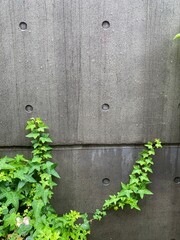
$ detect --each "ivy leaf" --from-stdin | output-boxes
[26,122,36,131]
[41,145,52,151]
[173,33,180,40]
[0,188,21,210]
[32,156,42,163]
[17,181,26,190]
[14,169,36,183]
[146,157,153,165]
[137,189,153,199]
[43,153,52,159]
[129,199,141,211]
[129,175,139,185]
[132,168,142,175]
[154,139,162,148]
[139,173,150,183]
[119,189,133,198]
[136,158,145,166]
[39,134,52,143]
[143,166,153,173]
[35,184,51,205]
[0,156,15,170]
[148,149,155,155]
[17,223,32,236]
[103,195,118,207]
[3,212,17,229]
[28,163,41,174]
[26,132,40,139]
[118,202,125,209]
[144,142,153,149]
[35,118,43,124]
[37,125,49,132]
[141,150,149,158]
[32,199,44,219]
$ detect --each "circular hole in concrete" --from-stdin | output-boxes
[25,105,33,113]
[174,177,180,184]
[102,103,109,111]
[102,178,110,186]
[102,21,110,29]
[19,22,27,30]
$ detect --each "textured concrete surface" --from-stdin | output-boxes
[0,146,179,239]
[0,0,179,239]
[0,0,179,146]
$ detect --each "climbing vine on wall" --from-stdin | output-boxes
[0,118,162,240]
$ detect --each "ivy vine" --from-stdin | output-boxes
[0,118,162,239]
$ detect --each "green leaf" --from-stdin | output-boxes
[32,199,44,219]
[146,157,153,165]
[143,166,153,173]
[136,158,145,166]
[14,169,36,183]
[39,134,53,143]
[43,153,52,159]
[118,202,125,209]
[132,168,142,175]
[144,142,153,149]
[34,184,51,205]
[41,145,52,151]
[119,189,133,198]
[0,157,15,170]
[26,132,40,139]
[17,223,32,236]
[3,212,17,229]
[139,173,150,183]
[141,151,149,158]
[37,125,49,132]
[81,222,90,231]
[154,139,162,148]
[17,180,26,190]
[32,156,42,163]
[0,188,21,210]
[148,149,155,155]
[26,123,36,131]
[137,189,153,199]
[129,175,139,185]
[173,33,180,40]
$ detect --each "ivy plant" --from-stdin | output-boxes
[93,139,162,221]
[174,33,180,40]
[0,118,162,239]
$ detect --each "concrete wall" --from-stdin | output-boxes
[0,0,180,239]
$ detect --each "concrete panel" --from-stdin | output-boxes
[0,0,180,146]
[0,145,179,239]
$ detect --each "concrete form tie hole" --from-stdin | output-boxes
[102,103,110,111]
[174,177,180,184]
[102,178,110,186]
[19,22,27,31]
[102,21,110,29]
[25,105,33,113]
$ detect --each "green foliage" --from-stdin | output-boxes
[0,118,89,240]
[173,33,180,40]
[0,118,162,239]
[93,139,162,221]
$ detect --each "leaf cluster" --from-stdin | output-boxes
[93,139,162,220]
[0,118,89,240]
[0,118,162,239]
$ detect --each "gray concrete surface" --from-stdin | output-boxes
[0,0,179,146]
[0,0,180,239]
